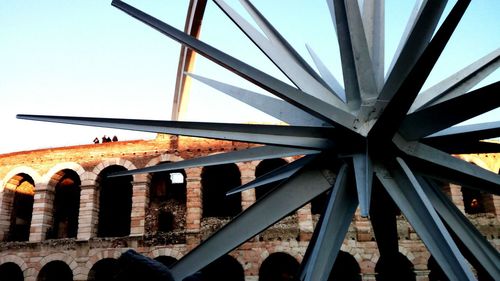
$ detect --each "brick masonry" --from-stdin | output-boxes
[0,136,499,280]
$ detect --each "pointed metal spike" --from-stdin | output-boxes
[302,164,358,281]
[386,0,423,76]
[352,151,373,217]
[109,145,319,178]
[410,47,500,112]
[424,140,500,154]
[417,176,500,279]
[375,158,475,281]
[17,114,336,149]
[169,158,336,280]
[226,155,316,196]
[426,121,500,141]
[223,0,343,105]
[329,0,378,110]
[305,44,346,102]
[378,0,448,106]
[401,82,500,140]
[370,0,470,140]
[393,135,500,195]
[187,73,325,126]
[361,0,385,89]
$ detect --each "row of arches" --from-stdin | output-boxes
[3,250,478,281]
[1,157,497,242]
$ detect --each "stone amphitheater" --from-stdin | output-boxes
[0,135,498,280]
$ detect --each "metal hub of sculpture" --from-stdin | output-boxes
[18,0,500,280]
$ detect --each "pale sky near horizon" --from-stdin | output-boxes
[0,0,499,155]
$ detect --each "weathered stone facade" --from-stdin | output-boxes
[0,136,499,280]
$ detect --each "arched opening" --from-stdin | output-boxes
[375,253,415,281]
[87,258,120,281]
[201,163,241,217]
[7,173,35,241]
[461,187,489,214]
[37,260,73,281]
[148,166,187,234]
[97,165,133,237]
[254,158,288,200]
[0,262,24,281]
[329,251,361,281]
[259,252,299,281]
[48,169,81,239]
[154,256,178,268]
[202,254,244,281]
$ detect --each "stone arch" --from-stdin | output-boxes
[39,252,77,270]
[1,166,41,191]
[96,164,133,237]
[254,158,288,200]
[0,262,24,281]
[375,252,415,281]
[201,163,242,217]
[259,252,300,281]
[0,255,28,272]
[43,162,85,188]
[85,249,125,277]
[154,256,178,268]
[91,158,139,186]
[45,168,82,239]
[1,172,36,241]
[329,250,362,281]
[150,247,184,260]
[202,254,244,281]
[87,258,120,281]
[37,260,73,281]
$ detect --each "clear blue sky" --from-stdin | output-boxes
[0,0,499,154]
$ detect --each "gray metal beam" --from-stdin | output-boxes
[226,155,316,196]
[16,114,334,149]
[305,45,346,102]
[401,82,500,140]
[187,73,326,126]
[329,0,377,110]
[417,176,500,280]
[411,47,500,112]
[109,145,319,178]
[375,158,475,281]
[376,0,447,104]
[393,135,500,194]
[111,0,358,131]
[426,121,500,142]
[369,0,470,140]
[352,151,373,217]
[213,0,343,107]
[171,0,207,120]
[302,164,358,281]
[169,159,337,280]
[362,0,384,90]
[424,140,500,154]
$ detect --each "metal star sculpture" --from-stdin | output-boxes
[18,0,500,280]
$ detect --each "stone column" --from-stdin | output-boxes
[29,183,54,242]
[0,189,15,240]
[185,167,202,246]
[77,184,99,240]
[449,184,465,213]
[130,174,149,236]
[297,203,314,241]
